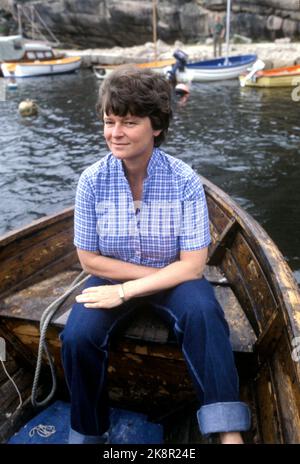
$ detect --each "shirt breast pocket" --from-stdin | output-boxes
[142,235,179,263]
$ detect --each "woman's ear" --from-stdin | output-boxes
[153,129,162,137]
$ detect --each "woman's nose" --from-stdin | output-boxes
[112,123,124,137]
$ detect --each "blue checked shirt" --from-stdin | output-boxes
[74,148,211,268]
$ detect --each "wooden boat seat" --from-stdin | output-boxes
[0,265,256,354]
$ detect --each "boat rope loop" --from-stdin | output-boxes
[29,424,56,438]
[31,271,90,408]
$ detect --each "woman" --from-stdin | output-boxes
[61,66,250,444]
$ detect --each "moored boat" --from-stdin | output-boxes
[175,54,257,83]
[93,59,175,80]
[0,35,81,78]
[239,64,300,88]
[0,176,300,443]
[1,56,82,78]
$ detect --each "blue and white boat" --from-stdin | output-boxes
[177,54,257,82]
[169,0,257,83]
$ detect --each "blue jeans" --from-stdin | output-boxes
[60,276,250,437]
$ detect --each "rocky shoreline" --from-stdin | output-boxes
[2,1,300,48]
[60,39,300,70]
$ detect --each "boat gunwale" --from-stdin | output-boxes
[200,175,300,345]
[187,54,257,70]
[0,207,74,248]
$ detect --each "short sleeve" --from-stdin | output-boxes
[74,171,99,251]
[179,175,211,251]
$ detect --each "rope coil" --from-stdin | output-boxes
[31,271,90,407]
[29,424,56,438]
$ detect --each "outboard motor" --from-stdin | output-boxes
[173,49,188,72]
[166,49,188,86]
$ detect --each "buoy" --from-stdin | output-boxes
[7,81,18,90]
[175,83,190,96]
[18,99,38,117]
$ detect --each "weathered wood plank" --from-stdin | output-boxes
[222,249,262,336]
[0,214,73,263]
[230,232,278,326]
[271,331,300,443]
[206,195,232,236]
[255,310,284,357]
[0,229,74,296]
[108,350,196,415]
[208,217,238,265]
[214,286,256,352]
[1,270,81,322]
[254,362,284,443]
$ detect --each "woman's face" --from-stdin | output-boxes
[103,113,161,163]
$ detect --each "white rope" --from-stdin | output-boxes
[31,271,90,407]
[0,359,23,413]
[29,424,56,438]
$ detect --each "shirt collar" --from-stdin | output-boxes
[115,147,161,179]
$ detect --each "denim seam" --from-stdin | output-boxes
[93,303,139,433]
[149,302,205,393]
[98,303,139,349]
[94,350,108,434]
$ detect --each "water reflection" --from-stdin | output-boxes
[0,71,299,280]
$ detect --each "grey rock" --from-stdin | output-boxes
[1,0,300,47]
[232,34,252,44]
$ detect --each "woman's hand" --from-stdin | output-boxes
[75,285,124,309]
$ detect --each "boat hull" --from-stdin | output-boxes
[177,54,257,82]
[239,64,300,87]
[0,176,300,443]
[93,59,175,80]
[1,56,81,78]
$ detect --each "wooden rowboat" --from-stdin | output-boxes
[239,64,300,88]
[1,176,300,444]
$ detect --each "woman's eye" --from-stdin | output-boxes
[125,121,136,126]
[104,121,114,126]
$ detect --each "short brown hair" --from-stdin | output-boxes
[96,65,172,147]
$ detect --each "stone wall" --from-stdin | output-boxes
[0,0,300,47]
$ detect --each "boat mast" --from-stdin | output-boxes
[17,4,23,36]
[152,0,157,62]
[225,0,231,64]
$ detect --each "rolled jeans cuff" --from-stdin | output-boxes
[197,402,251,435]
[69,428,108,444]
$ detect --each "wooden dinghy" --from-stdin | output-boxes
[0,176,300,444]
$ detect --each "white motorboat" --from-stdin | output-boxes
[0,35,81,78]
